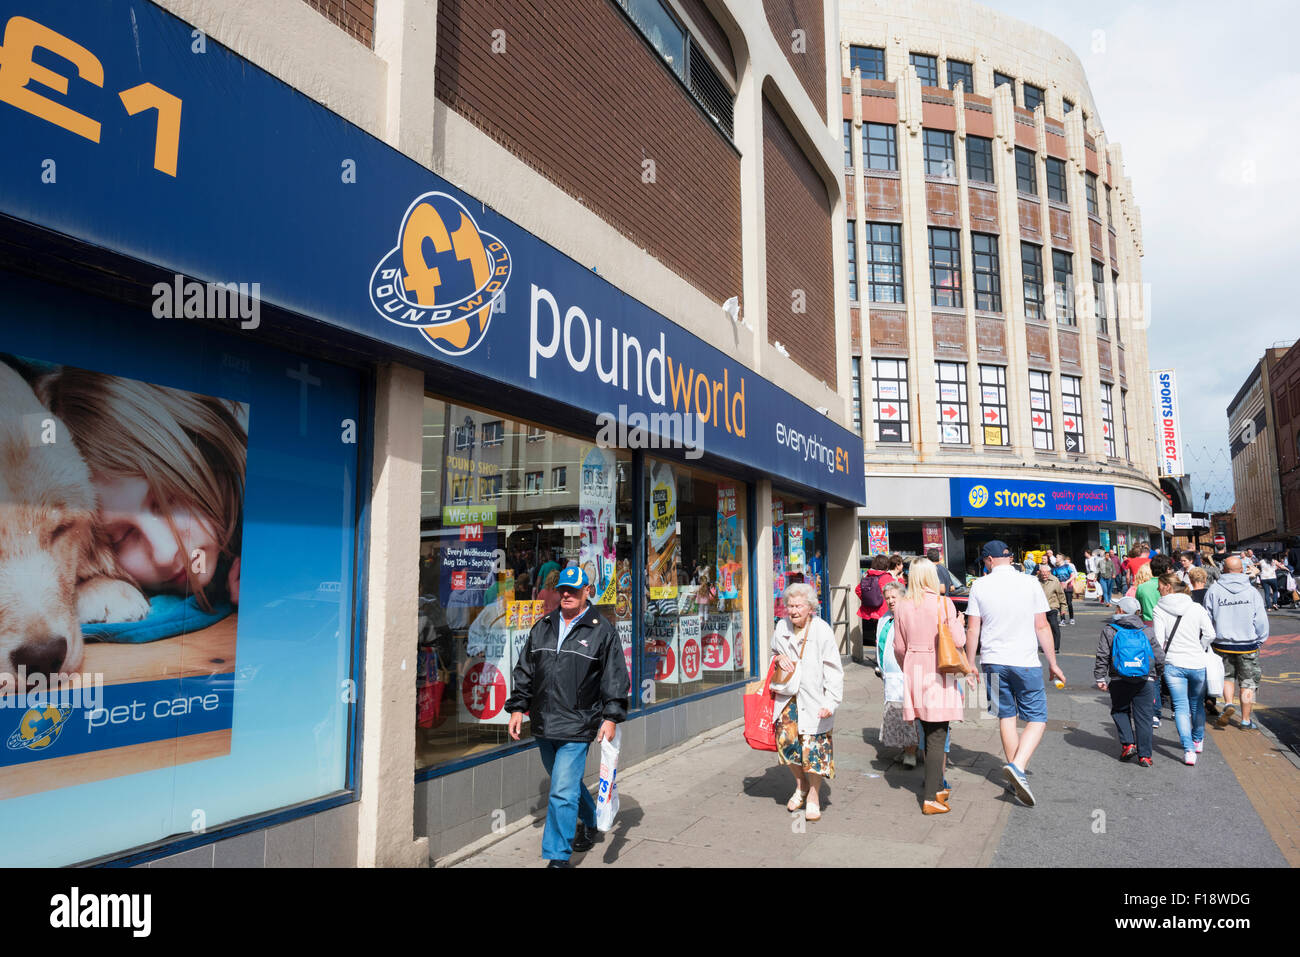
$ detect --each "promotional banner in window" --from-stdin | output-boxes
[0,275,360,866]
[647,461,678,600]
[579,447,617,606]
[0,1,863,508]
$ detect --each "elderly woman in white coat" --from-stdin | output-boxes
[770,582,843,822]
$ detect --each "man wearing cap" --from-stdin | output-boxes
[963,541,1067,807]
[506,565,630,867]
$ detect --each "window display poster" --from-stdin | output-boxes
[645,614,678,684]
[1117,529,1128,554]
[617,619,633,685]
[647,461,678,599]
[772,500,786,601]
[0,356,247,801]
[0,280,362,866]
[461,599,545,725]
[923,522,944,562]
[702,613,740,672]
[580,446,617,605]
[1100,528,1111,551]
[788,525,806,572]
[677,613,702,683]
[868,521,889,555]
[717,484,740,600]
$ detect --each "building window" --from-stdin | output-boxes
[1015,147,1037,195]
[1101,382,1117,458]
[1092,260,1108,335]
[1063,98,1075,113]
[622,0,686,78]
[1121,389,1131,460]
[936,361,970,445]
[454,417,476,451]
[851,357,862,432]
[481,420,504,447]
[847,220,858,301]
[994,70,1015,91]
[1045,157,1067,203]
[526,424,545,442]
[972,233,1002,312]
[843,120,853,169]
[1029,370,1054,450]
[1023,82,1044,111]
[551,466,567,492]
[525,470,544,494]
[1112,270,1122,343]
[928,227,962,308]
[1085,172,1099,216]
[864,122,897,171]
[850,44,886,80]
[978,364,1010,446]
[872,358,910,443]
[866,223,904,303]
[910,52,938,86]
[1105,183,1113,224]
[1053,250,1075,325]
[479,474,503,499]
[1022,242,1044,320]
[946,58,973,93]
[967,135,994,184]
[923,129,955,177]
[1061,375,1084,454]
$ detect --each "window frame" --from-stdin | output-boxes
[481,419,505,448]
[851,357,862,433]
[935,361,970,445]
[1112,270,1122,343]
[971,233,1002,312]
[866,223,905,304]
[928,227,963,309]
[1100,382,1117,458]
[872,358,910,443]
[1061,374,1085,454]
[1063,98,1075,114]
[978,364,1010,446]
[1015,147,1037,195]
[922,128,956,177]
[1029,370,1054,450]
[966,135,994,184]
[910,52,939,87]
[1044,156,1067,203]
[994,71,1015,91]
[1022,242,1044,320]
[946,58,973,93]
[846,219,858,302]
[1092,260,1108,334]
[843,119,853,169]
[1022,82,1045,111]
[1053,250,1075,326]
[1085,172,1099,216]
[849,44,886,81]
[1121,388,1131,460]
[864,122,898,171]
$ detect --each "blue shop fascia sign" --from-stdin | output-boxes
[949,477,1116,521]
[0,3,863,504]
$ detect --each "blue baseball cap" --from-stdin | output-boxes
[980,540,1012,560]
[557,566,588,590]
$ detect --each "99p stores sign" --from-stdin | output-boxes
[1151,369,1183,477]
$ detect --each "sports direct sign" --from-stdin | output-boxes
[1151,369,1184,477]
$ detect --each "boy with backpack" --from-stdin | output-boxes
[857,553,897,666]
[1094,596,1166,766]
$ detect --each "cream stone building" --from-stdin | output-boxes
[839,0,1167,573]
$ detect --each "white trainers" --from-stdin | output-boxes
[1184,751,1197,766]
[1194,740,1204,754]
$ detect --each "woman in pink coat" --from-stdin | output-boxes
[893,557,965,815]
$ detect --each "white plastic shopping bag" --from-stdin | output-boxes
[1204,647,1225,698]
[595,725,621,832]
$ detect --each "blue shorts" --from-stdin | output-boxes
[983,664,1048,723]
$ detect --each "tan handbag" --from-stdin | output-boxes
[935,600,973,675]
[772,627,810,688]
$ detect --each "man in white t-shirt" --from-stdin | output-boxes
[963,540,1066,808]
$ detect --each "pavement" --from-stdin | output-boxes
[445,600,1298,868]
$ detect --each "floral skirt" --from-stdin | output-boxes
[775,698,835,779]
[880,701,918,749]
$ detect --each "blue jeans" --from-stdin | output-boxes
[1099,576,1113,605]
[1163,664,1207,751]
[1261,580,1278,607]
[536,738,597,861]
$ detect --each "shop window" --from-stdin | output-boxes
[1029,370,1054,450]
[1022,242,1044,320]
[967,135,994,184]
[872,358,910,443]
[979,364,1010,446]
[1062,375,1084,454]
[1101,382,1117,458]
[972,233,1001,311]
[850,45,886,80]
[1015,147,1037,195]
[923,129,956,177]
[946,59,973,93]
[928,227,962,308]
[416,397,633,771]
[1045,157,1067,203]
[910,52,939,86]
[644,459,749,704]
[866,223,905,303]
[936,361,970,445]
[864,122,897,171]
[772,497,826,623]
[1053,250,1075,326]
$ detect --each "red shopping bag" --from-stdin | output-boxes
[742,659,778,751]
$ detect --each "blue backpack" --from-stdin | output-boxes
[1111,625,1152,678]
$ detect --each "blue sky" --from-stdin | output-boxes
[980,0,1299,510]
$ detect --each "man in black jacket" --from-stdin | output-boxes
[507,565,629,867]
